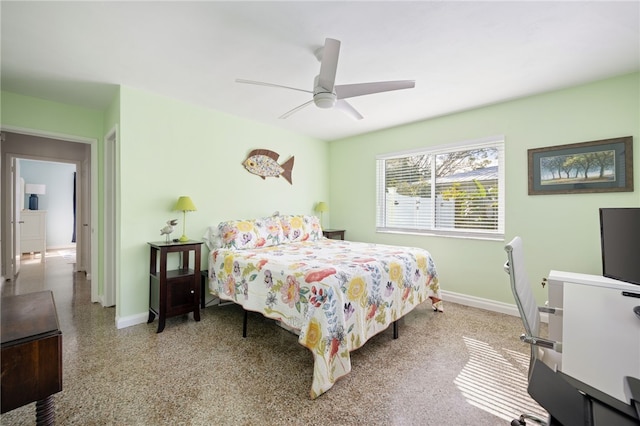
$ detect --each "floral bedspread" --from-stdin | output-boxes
[208,238,443,398]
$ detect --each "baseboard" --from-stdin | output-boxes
[442,290,549,323]
[46,245,76,251]
[116,312,148,329]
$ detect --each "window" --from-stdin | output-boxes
[376,136,504,240]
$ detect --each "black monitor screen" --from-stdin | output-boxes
[600,208,640,285]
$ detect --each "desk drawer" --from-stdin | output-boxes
[1,333,62,413]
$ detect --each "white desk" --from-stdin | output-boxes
[547,270,640,404]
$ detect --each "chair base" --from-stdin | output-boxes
[511,414,548,426]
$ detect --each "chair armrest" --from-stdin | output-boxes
[539,306,562,316]
[520,333,563,352]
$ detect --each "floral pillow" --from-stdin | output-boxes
[253,216,286,247]
[217,219,257,249]
[280,215,323,242]
[215,217,285,250]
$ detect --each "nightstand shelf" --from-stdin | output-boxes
[323,229,345,240]
[147,240,202,333]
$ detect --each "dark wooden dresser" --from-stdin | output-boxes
[1,290,62,424]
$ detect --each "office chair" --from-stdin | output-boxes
[504,236,563,425]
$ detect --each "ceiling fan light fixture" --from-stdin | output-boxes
[313,92,336,109]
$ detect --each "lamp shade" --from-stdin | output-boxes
[25,184,46,195]
[174,196,197,212]
[315,202,328,213]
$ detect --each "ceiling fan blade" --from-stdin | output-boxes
[236,78,312,94]
[334,99,364,120]
[335,80,415,99]
[278,100,314,119]
[317,38,340,92]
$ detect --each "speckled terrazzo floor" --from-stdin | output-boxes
[1,251,547,425]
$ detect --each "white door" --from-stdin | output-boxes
[10,157,21,278]
[76,158,90,275]
[83,151,91,278]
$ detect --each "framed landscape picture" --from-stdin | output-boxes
[528,136,633,195]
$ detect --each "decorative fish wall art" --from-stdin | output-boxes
[243,149,295,185]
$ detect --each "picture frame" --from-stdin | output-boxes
[528,136,633,195]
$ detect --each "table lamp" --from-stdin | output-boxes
[25,184,46,210]
[174,196,197,242]
[315,201,328,227]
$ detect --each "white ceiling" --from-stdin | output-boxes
[2,1,638,141]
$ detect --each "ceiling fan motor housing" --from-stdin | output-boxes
[313,91,336,109]
[312,74,336,108]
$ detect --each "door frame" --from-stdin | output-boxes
[103,126,118,307]
[11,158,22,278]
[1,125,99,302]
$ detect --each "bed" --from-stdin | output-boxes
[205,214,443,398]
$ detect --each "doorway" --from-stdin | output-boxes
[1,128,100,304]
[19,158,78,262]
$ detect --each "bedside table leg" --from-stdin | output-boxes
[243,310,248,338]
[148,309,165,333]
[200,272,206,309]
[156,317,165,333]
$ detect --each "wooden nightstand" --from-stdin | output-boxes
[323,229,345,240]
[147,240,202,333]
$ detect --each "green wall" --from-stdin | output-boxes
[117,86,328,322]
[1,91,104,137]
[328,72,640,307]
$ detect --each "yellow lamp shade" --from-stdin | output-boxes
[175,196,197,212]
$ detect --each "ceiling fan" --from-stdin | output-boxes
[236,38,415,120]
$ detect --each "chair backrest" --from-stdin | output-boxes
[504,236,541,341]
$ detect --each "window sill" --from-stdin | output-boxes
[376,228,504,242]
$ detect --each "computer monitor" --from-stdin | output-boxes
[599,207,640,286]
